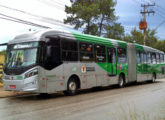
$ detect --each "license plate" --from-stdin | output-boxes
[10,85,16,89]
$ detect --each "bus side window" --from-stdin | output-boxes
[136,52,141,64]
[107,48,116,63]
[117,48,126,63]
[79,42,93,62]
[143,53,147,64]
[151,53,156,64]
[156,53,160,64]
[162,54,164,63]
[160,54,164,63]
[147,52,151,64]
[140,52,144,63]
[62,39,78,61]
[94,45,106,62]
[45,37,62,70]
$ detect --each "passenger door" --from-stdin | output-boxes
[107,47,117,75]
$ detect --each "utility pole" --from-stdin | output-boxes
[140,3,155,45]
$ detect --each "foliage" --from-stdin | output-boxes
[122,28,165,52]
[154,40,165,53]
[0,50,5,83]
[0,50,6,56]
[64,0,117,36]
[104,23,125,40]
[64,1,165,52]
[123,28,144,44]
[123,28,158,46]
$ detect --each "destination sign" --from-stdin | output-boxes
[12,42,39,49]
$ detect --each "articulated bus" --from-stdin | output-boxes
[3,29,165,95]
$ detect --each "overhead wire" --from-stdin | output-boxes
[147,0,165,11]
[142,0,165,17]
[0,16,50,28]
[141,0,165,30]
[155,20,165,31]
[0,12,50,28]
[37,0,65,10]
[0,4,72,29]
[131,0,165,32]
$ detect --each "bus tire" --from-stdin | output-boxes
[151,73,156,83]
[64,77,78,96]
[39,93,49,98]
[118,74,125,88]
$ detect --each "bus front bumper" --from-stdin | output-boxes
[3,76,39,92]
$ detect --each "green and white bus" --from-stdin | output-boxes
[3,29,165,95]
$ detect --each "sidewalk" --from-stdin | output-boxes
[0,87,31,98]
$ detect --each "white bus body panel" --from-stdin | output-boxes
[3,67,39,92]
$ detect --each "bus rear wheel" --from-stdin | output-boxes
[64,77,78,96]
[152,73,156,83]
[118,74,125,88]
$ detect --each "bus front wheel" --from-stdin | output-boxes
[64,77,78,96]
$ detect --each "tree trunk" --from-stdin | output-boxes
[86,18,90,34]
[99,14,105,36]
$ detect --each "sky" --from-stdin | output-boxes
[115,0,165,39]
[0,0,164,51]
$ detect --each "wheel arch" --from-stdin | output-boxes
[68,74,81,89]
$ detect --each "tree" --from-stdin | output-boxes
[155,40,165,53]
[64,0,117,36]
[123,28,158,48]
[0,50,6,56]
[104,23,124,40]
[95,0,117,36]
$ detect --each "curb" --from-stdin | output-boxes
[0,90,32,98]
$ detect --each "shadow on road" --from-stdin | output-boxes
[9,80,163,101]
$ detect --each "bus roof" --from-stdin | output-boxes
[135,43,164,54]
[8,29,71,44]
[8,29,164,54]
[72,32,127,48]
[9,29,127,48]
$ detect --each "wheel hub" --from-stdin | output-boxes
[69,82,76,91]
[120,79,124,86]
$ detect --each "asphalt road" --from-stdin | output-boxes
[0,79,165,120]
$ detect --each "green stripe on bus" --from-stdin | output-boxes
[72,32,114,46]
[117,42,127,48]
[16,76,23,80]
[96,63,108,72]
[135,44,145,52]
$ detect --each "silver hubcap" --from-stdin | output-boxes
[69,82,76,91]
[119,78,124,87]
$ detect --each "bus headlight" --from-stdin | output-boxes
[3,75,10,80]
[25,69,38,79]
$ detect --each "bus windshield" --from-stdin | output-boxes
[5,42,39,68]
[6,48,38,68]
